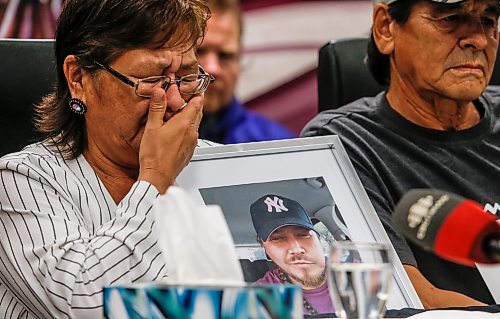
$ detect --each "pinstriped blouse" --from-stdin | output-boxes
[0,141,168,318]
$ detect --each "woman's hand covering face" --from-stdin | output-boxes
[138,87,203,193]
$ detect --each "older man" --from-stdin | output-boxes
[302,0,500,309]
[250,194,334,315]
[197,0,295,144]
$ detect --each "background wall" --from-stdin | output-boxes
[239,0,372,134]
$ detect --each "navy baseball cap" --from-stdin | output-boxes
[375,0,467,3]
[250,194,315,241]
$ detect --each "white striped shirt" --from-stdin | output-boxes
[0,142,168,318]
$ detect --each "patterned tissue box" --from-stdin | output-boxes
[103,283,302,319]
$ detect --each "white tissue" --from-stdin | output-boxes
[152,186,245,286]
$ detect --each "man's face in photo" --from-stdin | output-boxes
[263,225,326,289]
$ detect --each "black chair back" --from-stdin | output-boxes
[0,39,57,156]
[317,37,500,112]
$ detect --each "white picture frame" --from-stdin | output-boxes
[176,136,423,310]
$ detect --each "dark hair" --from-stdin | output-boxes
[367,0,419,85]
[35,0,210,159]
[205,0,243,39]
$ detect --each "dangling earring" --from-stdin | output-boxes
[68,98,87,115]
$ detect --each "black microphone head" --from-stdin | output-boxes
[393,189,463,253]
[393,188,500,266]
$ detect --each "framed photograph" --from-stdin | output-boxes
[177,136,423,311]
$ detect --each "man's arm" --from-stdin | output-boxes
[404,265,485,308]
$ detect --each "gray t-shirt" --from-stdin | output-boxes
[301,87,500,304]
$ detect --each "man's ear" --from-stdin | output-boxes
[258,237,273,261]
[63,55,86,100]
[264,253,273,262]
[373,3,395,55]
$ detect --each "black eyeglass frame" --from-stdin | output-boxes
[93,60,215,98]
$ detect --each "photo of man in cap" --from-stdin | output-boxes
[250,194,334,315]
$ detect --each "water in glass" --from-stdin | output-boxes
[328,242,393,319]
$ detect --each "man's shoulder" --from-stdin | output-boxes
[228,107,296,142]
[255,268,281,284]
[240,109,284,127]
[482,85,500,104]
[301,93,384,137]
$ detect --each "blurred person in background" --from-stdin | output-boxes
[302,0,500,308]
[0,0,211,317]
[197,0,296,144]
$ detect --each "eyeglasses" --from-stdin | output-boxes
[93,61,215,98]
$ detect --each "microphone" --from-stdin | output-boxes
[393,189,500,266]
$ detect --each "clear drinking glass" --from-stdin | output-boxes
[328,241,393,319]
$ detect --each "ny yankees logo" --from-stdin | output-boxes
[264,196,289,213]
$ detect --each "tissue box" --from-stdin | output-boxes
[103,283,302,319]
